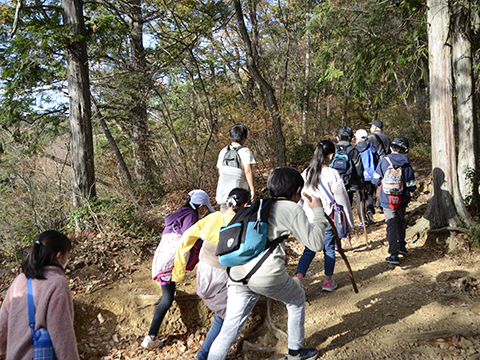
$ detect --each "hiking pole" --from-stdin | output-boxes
[303,193,358,293]
[326,216,359,293]
[359,191,369,247]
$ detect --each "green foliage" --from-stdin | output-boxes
[287,143,315,170]
[66,197,163,242]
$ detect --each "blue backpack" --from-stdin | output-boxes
[330,145,354,188]
[215,198,288,284]
[360,143,376,181]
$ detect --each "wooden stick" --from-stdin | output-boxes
[303,193,358,293]
[359,192,369,247]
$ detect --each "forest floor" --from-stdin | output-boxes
[2,171,480,360]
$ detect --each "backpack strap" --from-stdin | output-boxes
[385,156,396,168]
[27,278,36,338]
[226,234,289,285]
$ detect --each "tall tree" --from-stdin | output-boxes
[425,0,473,229]
[62,0,96,207]
[128,0,155,184]
[233,0,286,166]
[451,0,478,204]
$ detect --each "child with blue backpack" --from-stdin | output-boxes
[372,137,416,265]
[207,167,327,360]
[355,129,379,225]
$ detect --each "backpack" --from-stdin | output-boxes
[330,145,354,188]
[222,145,243,168]
[360,144,375,182]
[215,198,288,284]
[382,157,404,195]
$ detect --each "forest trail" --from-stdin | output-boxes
[67,190,480,359]
[2,171,480,360]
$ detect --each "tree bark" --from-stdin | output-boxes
[129,0,154,184]
[91,95,134,191]
[233,0,286,166]
[425,0,473,228]
[61,0,96,208]
[451,0,478,203]
[302,0,311,144]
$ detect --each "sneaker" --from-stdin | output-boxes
[366,211,374,224]
[293,274,304,288]
[385,255,400,265]
[322,279,338,292]
[399,247,408,255]
[285,347,318,360]
[141,335,161,350]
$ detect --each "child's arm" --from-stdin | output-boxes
[172,223,203,283]
[404,164,416,193]
[371,159,385,187]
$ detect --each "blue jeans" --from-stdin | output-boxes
[196,314,224,360]
[148,282,176,336]
[296,225,335,277]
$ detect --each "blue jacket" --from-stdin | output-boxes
[372,153,416,208]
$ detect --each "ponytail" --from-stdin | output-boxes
[306,140,335,187]
[22,230,72,279]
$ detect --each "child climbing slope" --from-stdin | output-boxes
[142,190,214,350]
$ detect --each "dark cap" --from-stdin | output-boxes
[338,126,353,138]
[368,120,383,129]
[392,136,409,150]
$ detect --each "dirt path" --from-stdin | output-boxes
[70,207,480,360]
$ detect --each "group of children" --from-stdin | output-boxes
[0,123,416,360]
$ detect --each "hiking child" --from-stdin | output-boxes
[142,190,214,350]
[367,119,391,159]
[0,230,80,360]
[207,166,327,360]
[372,137,416,265]
[354,129,379,225]
[294,140,354,292]
[172,188,250,360]
[216,124,256,210]
[334,126,365,206]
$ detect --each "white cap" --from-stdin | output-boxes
[188,190,214,212]
[355,129,368,141]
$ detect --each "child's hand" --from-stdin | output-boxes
[303,192,322,209]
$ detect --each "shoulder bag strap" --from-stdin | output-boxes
[319,181,335,205]
[27,278,36,336]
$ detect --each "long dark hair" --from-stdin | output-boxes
[226,188,250,212]
[305,140,336,187]
[22,230,72,279]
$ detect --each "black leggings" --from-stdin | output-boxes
[148,282,176,336]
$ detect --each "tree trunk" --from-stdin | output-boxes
[129,0,154,184]
[233,0,286,166]
[91,95,134,192]
[452,0,478,204]
[302,0,311,144]
[425,0,473,228]
[61,0,96,208]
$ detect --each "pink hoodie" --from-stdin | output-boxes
[0,266,79,360]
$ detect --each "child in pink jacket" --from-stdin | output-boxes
[0,230,80,360]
